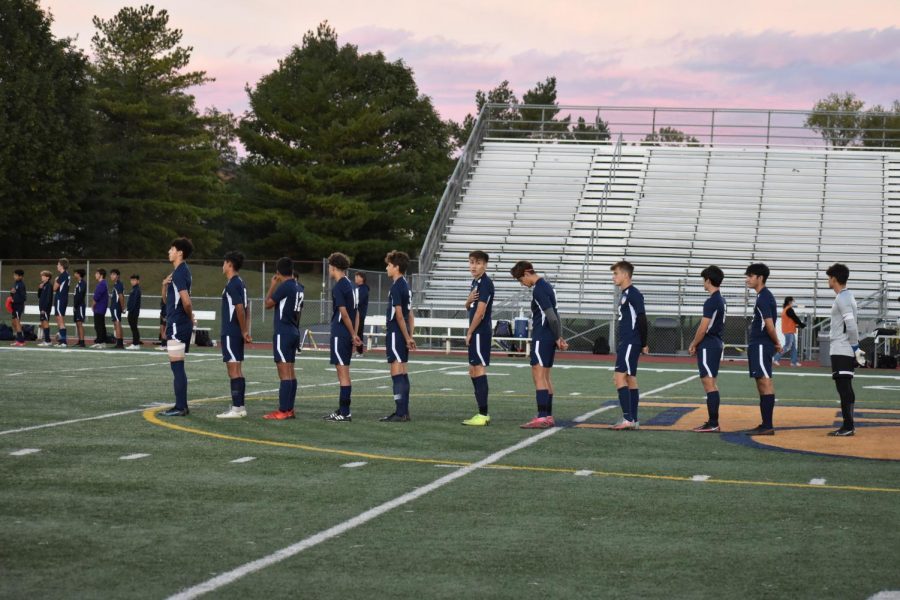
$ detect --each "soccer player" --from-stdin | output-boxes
[158,238,194,418]
[264,257,304,420]
[381,250,416,422]
[354,271,369,356]
[37,270,53,346]
[125,274,142,349]
[217,252,252,419]
[155,291,167,350]
[109,269,126,349]
[324,252,361,422]
[510,260,568,429]
[610,260,648,430]
[91,269,109,348]
[72,269,87,347]
[463,250,494,426]
[293,270,306,351]
[9,269,26,346]
[744,263,782,436]
[688,266,727,432]
[826,263,863,437]
[52,259,70,347]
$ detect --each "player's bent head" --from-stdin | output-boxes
[58,258,69,270]
[170,237,194,260]
[110,269,120,279]
[224,250,244,272]
[130,274,140,282]
[14,269,25,278]
[385,250,410,274]
[96,268,106,279]
[74,269,86,279]
[328,252,350,271]
[701,265,724,287]
[611,260,634,278]
[826,263,850,285]
[745,262,770,282]
[276,257,293,277]
[354,271,367,284]
[469,250,489,264]
[509,260,535,280]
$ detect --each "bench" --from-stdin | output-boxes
[361,315,531,355]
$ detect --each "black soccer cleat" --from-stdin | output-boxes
[744,424,774,436]
[692,421,720,433]
[379,412,411,422]
[158,406,190,417]
[828,427,855,437]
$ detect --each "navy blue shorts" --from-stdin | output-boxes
[386,329,409,364]
[167,322,192,345]
[530,338,556,368]
[73,305,86,323]
[615,343,641,375]
[697,339,724,378]
[53,298,67,317]
[748,342,774,379]
[12,305,24,320]
[109,306,122,323]
[221,334,245,363]
[468,330,491,366]
[273,331,298,363]
[330,334,353,366]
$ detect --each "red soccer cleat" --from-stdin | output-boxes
[520,416,555,429]
[263,409,295,420]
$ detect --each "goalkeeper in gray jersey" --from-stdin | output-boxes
[826,263,863,436]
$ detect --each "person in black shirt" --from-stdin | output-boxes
[354,272,369,356]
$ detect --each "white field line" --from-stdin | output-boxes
[119,453,150,461]
[9,448,41,456]
[340,462,367,468]
[166,377,691,600]
[230,457,256,464]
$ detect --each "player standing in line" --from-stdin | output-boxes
[52,259,70,347]
[72,269,87,347]
[9,269,26,346]
[324,253,360,422]
[826,263,864,437]
[217,252,252,418]
[510,260,568,429]
[37,270,53,346]
[610,260,648,430]
[462,250,494,426]
[125,274,142,349]
[156,286,167,350]
[354,271,369,357]
[158,238,194,418]
[263,257,303,420]
[743,263,781,436]
[380,250,416,422]
[91,269,109,348]
[688,266,727,432]
[108,269,126,349]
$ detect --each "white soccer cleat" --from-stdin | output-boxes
[37,341,52,347]
[217,406,247,419]
[125,344,141,350]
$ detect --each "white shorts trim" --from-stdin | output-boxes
[475,333,487,366]
[225,336,238,363]
[276,334,286,363]
[535,340,544,367]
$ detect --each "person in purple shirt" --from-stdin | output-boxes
[91,269,109,348]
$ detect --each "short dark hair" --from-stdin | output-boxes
[700,265,724,287]
[96,269,106,278]
[354,271,367,283]
[385,250,410,274]
[783,296,794,308]
[14,269,24,276]
[745,263,770,282]
[74,269,86,278]
[510,260,535,280]
[276,256,293,276]
[826,263,850,285]
[224,250,244,271]
[58,258,69,269]
[130,274,140,280]
[170,237,194,259]
[110,269,120,277]
[328,252,350,271]
[469,250,489,263]
[611,260,634,277]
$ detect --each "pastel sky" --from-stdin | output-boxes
[43,0,900,122]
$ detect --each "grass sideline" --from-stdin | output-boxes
[2,346,900,599]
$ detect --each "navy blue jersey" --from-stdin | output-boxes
[468,274,494,334]
[111,281,124,310]
[55,271,70,303]
[221,276,248,337]
[749,287,778,345]
[38,281,52,311]
[11,280,26,306]
[357,284,369,321]
[617,285,646,346]
[73,280,86,308]
[530,278,559,340]
[166,262,192,329]
[386,277,412,333]
[330,276,358,336]
[127,284,142,313]
[702,291,726,341]
[271,278,303,335]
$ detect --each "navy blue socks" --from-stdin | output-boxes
[170,361,187,409]
[278,380,291,412]
[760,394,775,428]
[392,374,403,414]
[472,375,489,415]
[706,391,720,424]
[401,374,410,415]
[230,377,245,407]
[339,386,352,415]
[536,389,550,417]
[59,328,67,343]
[617,386,632,421]
[630,388,640,422]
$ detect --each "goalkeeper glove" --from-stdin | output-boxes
[852,345,866,367]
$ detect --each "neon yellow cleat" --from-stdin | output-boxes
[462,413,491,426]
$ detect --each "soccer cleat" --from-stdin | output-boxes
[324,411,352,422]
[744,424,774,436]
[217,406,248,419]
[90,343,106,349]
[379,412,411,422]
[158,406,190,417]
[520,416,555,429]
[610,418,636,430]
[126,344,141,350]
[155,344,168,351]
[54,342,67,348]
[38,341,52,347]
[772,359,781,366]
[828,427,855,437]
[462,413,491,426]
[693,421,720,433]
[11,341,26,347]
[263,409,295,420]
[76,341,86,348]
